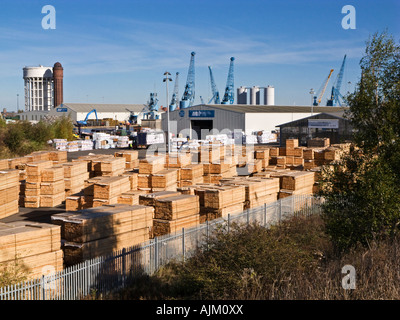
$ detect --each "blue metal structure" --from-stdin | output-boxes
[207,66,220,104]
[327,54,347,106]
[143,93,160,120]
[221,57,235,104]
[77,109,98,126]
[180,52,196,109]
[169,72,179,112]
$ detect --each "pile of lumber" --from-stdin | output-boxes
[139,155,165,174]
[63,161,89,196]
[0,170,19,218]
[150,169,179,191]
[220,177,280,209]
[152,194,200,237]
[40,166,66,207]
[92,176,131,207]
[199,145,224,163]
[0,221,63,279]
[23,160,54,208]
[138,191,181,207]
[203,161,237,184]
[278,171,316,199]
[115,150,139,170]
[52,204,153,266]
[307,138,330,148]
[195,185,245,223]
[179,164,203,187]
[117,190,148,205]
[165,152,192,168]
[96,157,126,177]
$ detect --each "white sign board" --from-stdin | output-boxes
[308,119,339,129]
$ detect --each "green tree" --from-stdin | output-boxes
[319,31,400,251]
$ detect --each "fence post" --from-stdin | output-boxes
[206,220,209,249]
[279,199,282,222]
[122,248,126,287]
[227,214,230,233]
[263,203,267,227]
[41,275,45,300]
[154,237,158,271]
[182,228,185,262]
[247,208,250,225]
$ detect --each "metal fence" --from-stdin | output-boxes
[0,194,323,300]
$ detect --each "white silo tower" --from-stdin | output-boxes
[237,86,247,104]
[250,86,260,105]
[264,85,275,106]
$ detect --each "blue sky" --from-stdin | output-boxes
[0,0,399,111]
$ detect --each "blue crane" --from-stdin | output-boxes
[169,72,180,111]
[180,52,196,109]
[207,66,220,104]
[143,93,160,120]
[77,109,98,126]
[327,54,347,106]
[221,57,235,104]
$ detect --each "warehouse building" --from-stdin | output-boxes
[161,104,349,140]
[19,103,146,124]
[276,111,354,146]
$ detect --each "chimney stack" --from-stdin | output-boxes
[53,62,63,107]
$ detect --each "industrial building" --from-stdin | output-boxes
[161,104,348,140]
[276,111,353,146]
[46,103,145,124]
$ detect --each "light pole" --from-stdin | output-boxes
[16,94,19,111]
[163,71,172,154]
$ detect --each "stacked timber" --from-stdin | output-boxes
[278,171,316,199]
[40,166,66,207]
[0,221,63,279]
[48,151,68,165]
[199,145,223,164]
[122,171,139,190]
[220,177,280,209]
[54,204,154,266]
[115,150,139,170]
[307,138,330,148]
[0,170,19,218]
[254,149,269,170]
[203,161,236,184]
[139,191,181,207]
[118,190,148,205]
[139,156,165,174]
[97,157,126,177]
[24,160,54,208]
[74,154,113,178]
[150,169,178,191]
[199,185,246,223]
[180,164,203,187]
[152,194,200,237]
[63,161,89,196]
[165,152,191,169]
[92,176,131,207]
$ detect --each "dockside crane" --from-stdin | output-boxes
[169,72,180,111]
[207,66,220,104]
[313,69,334,106]
[221,57,235,104]
[180,52,196,109]
[327,54,347,106]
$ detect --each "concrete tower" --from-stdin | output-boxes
[23,65,54,111]
[53,62,63,107]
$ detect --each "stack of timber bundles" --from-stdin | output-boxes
[199,144,224,164]
[165,152,192,169]
[151,169,179,192]
[152,194,200,237]
[180,164,203,187]
[199,185,246,223]
[63,161,89,196]
[0,170,19,218]
[40,166,66,207]
[138,155,165,192]
[254,148,270,170]
[307,137,330,148]
[66,176,107,211]
[278,171,316,199]
[118,190,149,206]
[0,221,63,279]
[203,161,236,184]
[97,157,126,177]
[48,151,68,165]
[220,177,280,209]
[55,204,153,266]
[92,175,131,207]
[114,150,139,170]
[138,190,181,207]
[24,160,54,208]
[74,154,113,178]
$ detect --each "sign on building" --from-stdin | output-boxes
[308,119,339,129]
[189,110,215,118]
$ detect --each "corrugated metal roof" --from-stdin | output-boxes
[196,104,349,114]
[276,111,349,127]
[61,103,146,113]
